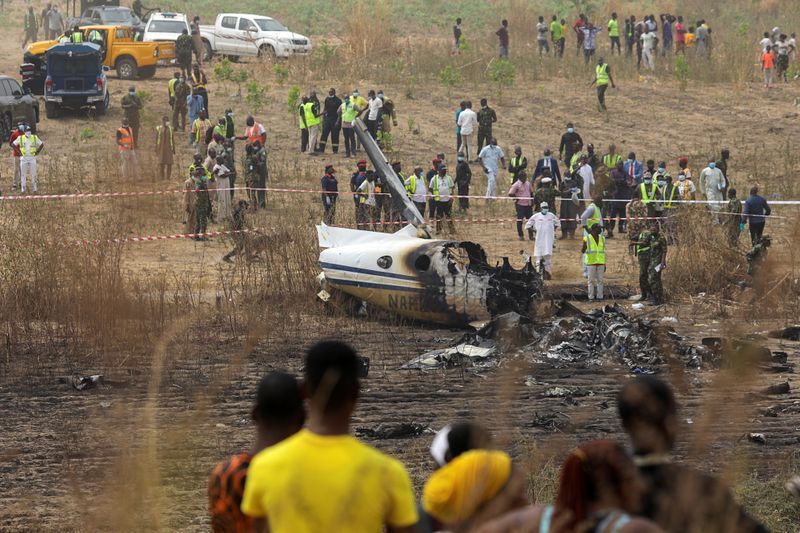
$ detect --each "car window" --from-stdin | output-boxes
[148,20,188,33]
[0,80,11,97]
[255,18,288,32]
[7,79,22,95]
[103,9,133,23]
[238,18,257,31]
[220,16,237,29]
[116,28,132,39]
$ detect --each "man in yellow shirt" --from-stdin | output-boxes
[241,341,419,533]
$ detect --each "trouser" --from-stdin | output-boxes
[458,132,474,160]
[13,156,20,189]
[414,201,426,218]
[178,55,192,76]
[119,150,138,179]
[300,128,309,152]
[20,157,37,192]
[661,41,672,56]
[254,172,267,209]
[587,264,604,299]
[642,48,655,70]
[557,38,565,57]
[365,118,378,139]
[173,104,187,130]
[764,68,774,87]
[648,265,664,303]
[362,204,378,230]
[499,45,508,58]
[195,206,208,235]
[610,36,621,53]
[638,256,651,299]
[246,178,258,207]
[636,43,643,68]
[583,47,595,62]
[158,163,172,180]
[457,183,469,210]
[538,39,549,54]
[342,127,356,156]
[477,129,491,153]
[456,132,462,152]
[318,118,340,153]
[307,124,320,153]
[196,88,209,113]
[750,222,765,245]
[607,203,627,233]
[535,254,553,274]
[129,121,140,149]
[576,38,583,55]
[597,84,608,109]
[323,200,336,225]
[485,170,497,198]
[676,42,686,54]
[434,200,454,233]
[515,204,533,238]
[625,36,634,56]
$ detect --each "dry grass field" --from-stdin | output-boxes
[1,0,800,530]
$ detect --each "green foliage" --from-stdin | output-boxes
[80,128,95,141]
[438,64,461,87]
[213,57,234,83]
[377,130,393,152]
[675,54,690,92]
[231,69,249,96]
[245,81,266,113]
[487,58,516,88]
[273,63,289,85]
[135,89,152,104]
[287,86,301,115]
[312,41,338,72]
[407,117,416,132]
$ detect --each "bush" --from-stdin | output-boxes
[245,81,266,113]
[675,55,689,91]
[80,128,96,141]
[287,86,301,116]
[487,58,516,89]
[438,65,461,88]
[273,63,289,85]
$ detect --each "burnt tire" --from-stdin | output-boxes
[203,40,213,62]
[116,57,138,80]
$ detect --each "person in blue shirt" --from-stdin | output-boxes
[741,186,771,245]
[622,152,644,185]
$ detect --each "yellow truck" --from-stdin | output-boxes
[24,25,175,80]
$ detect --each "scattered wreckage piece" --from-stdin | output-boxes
[769,325,800,341]
[355,422,432,440]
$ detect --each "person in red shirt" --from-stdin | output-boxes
[573,13,587,56]
[9,123,25,191]
[208,372,305,533]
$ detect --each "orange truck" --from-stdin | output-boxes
[24,25,175,80]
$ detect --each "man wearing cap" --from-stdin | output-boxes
[455,152,471,213]
[9,123,25,191]
[321,164,338,225]
[13,126,43,193]
[351,160,368,227]
[478,138,506,199]
[533,176,557,212]
[533,149,561,186]
[405,166,428,217]
[508,171,534,241]
[525,201,561,279]
[430,163,455,234]
[116,118,137,179]
[121,86,143,149]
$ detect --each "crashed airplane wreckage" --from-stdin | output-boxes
[317,119,543,327]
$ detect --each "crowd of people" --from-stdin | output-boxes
[759,29,798,87]
[208,340,769,533]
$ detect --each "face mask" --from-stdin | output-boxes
[179,78,185,83]
[25,131,31,137]
[709,162,716,169]
[541,208,549,214]
[129,91,135,96]
[457,157,464,162]
[353,92,359,97]
[329,92,334,97]
[644,179,652,185]
[544,152,550,157]
[678,175,686,182]
[377,93,384,98]
[567,128,574,133]
[657,180,666,187]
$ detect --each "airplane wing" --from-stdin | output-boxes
[317,222,420,249]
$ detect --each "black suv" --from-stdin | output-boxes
[67,6,144,33]
[0,76,39,140]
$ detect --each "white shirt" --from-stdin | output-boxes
[213,163,230,178]
[578,163,595,199]
[759,37,773,52]
[358,179,377,206]
[13,134,43,158]
[430,175,453,201]
[641,31,657,51]
[677,179,696,197]
[405,173,428,203]
[525,212,561,257]
[478,144,505,173]
[537,21,548,41]
[457,108,478,135]
[367,97,383,120]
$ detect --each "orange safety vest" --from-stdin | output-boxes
[117,127,134,151]
[245,123,266,146]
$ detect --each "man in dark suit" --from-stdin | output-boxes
[532,148,562,185]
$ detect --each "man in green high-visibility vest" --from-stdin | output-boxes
[589,57,616,111]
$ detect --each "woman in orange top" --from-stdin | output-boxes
[762,45,776,88]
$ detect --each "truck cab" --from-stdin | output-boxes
[44,42,109,118]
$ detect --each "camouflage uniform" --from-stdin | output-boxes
[533,184,558,212]
[725,197,742,247]
[626,199,648,246]
[176,34,194,75]
[635,229,652,300]
[194,179,210,237]
[476,105,497,152]
[172,80,191,131]
[648,232,668,304]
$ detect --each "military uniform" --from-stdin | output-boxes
[725,197,742,247]
[194,179,211,238]
[176,34,194,76]
[635,229,652,300]
[121,93,143,148]
[476,105,497,153]
[243,148,267,209]
[534,185,558,212]
[172,81,190,131]
[647,232,668,304]
[626,199,649,244]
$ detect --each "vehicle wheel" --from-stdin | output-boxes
[138,66,157,79]
[116,57,138,80]
[28,111,37,133]
[227,55,240,63]
[45,101,59,119]
[203,40,213,62]
[258,44,275,60]
[95,92,109,116]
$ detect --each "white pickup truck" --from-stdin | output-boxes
[199,13,312,60]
